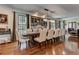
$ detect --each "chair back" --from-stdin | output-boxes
[53,29,59,38]
[51,29,55,37]
[37,27,43,32]
[47,29,54,39]
[16,31,21,41]
[61,29,65,35]
[33,28,37,32]
[58,29,62,36]
[39,29,47,42]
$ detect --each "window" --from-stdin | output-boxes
[16,13,27,34]
[60,20,65,29]
[50,20,55,29]
[68,22,76,30]
[18,15,27,34]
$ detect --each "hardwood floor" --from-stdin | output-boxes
[0,35,79,55]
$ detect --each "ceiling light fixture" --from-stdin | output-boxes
[32,12,38,16]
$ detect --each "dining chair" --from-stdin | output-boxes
[33,28,38,32]
[61,29,66,36]
[57,29,61,37]
[34,28,47,47]
[57,29,63,42]
[53,29,59,43]
[16,31,30,48]
[46,29,54,43]
[61,29,66,41]
[26,28,33,39]
[32,28,38,38]
[37,27,43,32]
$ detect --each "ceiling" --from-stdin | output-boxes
[2,4,79,19]
[58,4,79,16]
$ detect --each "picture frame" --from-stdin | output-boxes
[0,14,8,24]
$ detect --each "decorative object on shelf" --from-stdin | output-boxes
[0,14,7,24]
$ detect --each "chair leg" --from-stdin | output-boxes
[19,42,21,48]
[47,40,51,44]
[18,41,19,46]
[64,35,65,42]
[53,38,55,43]
[46,40,48,44]
[51,39,52,43]
[28,40,31,48]
[39,43,42,49]
[39,43,41,47]
[47,40,49,44]
[56,37,59,42]
[54,38,57,43]
[26,41,27,48]
[49,40,51,44]
[18,41,21,48]
[52,39,54,43]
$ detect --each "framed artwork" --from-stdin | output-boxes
[0,14,7,24]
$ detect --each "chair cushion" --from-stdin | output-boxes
[34,37,42,43]
[19,39,29,42]
[46,37,52,40]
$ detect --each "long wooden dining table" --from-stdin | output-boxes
[22,32,40,37]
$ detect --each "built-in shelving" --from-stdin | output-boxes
[31,16,47,28]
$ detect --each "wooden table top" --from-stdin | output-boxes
[22,32,40,37]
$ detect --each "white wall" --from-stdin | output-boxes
[0,6,13,32]
[0,5,28,32]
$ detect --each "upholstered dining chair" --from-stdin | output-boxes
[46,29,54,43]
[32,28,37,32]
[61,29,66,41]
[34,28,47,47]
[16,31,30,48]
[61,29,66,36]
[53,29,59,43]
[37,27,43,32]
[57,29,63,42]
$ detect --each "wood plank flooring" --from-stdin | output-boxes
[0,35,79,55]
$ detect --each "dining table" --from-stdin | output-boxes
[22,32,40,47]
[22,32,40,37]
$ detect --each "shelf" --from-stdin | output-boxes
[31,16,47,28]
